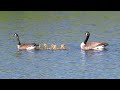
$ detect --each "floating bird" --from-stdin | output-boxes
[14,33,38,50]
[43,43,48,49]
[60,44,68,50]
[50,44,57,50]
[80,32,108,50]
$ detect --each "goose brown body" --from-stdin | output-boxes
[17,43,37,50]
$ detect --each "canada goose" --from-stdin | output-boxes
[38,44,43,49]
[50,44,68,50]
[60,44,68,50]
[50,44,57,50]
[43,43,48,49]
[80,32,108,50]
[14,33,38,50]
[60,44,65,49]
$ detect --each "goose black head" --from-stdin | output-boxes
[85,31,90,36]
[14,33,19,37]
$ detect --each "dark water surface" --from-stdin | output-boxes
[0,11,120,79]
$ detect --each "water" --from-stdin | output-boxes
[0,11,120,79]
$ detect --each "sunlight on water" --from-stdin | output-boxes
[0,11,120,79]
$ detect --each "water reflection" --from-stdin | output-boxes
[14,50,38,59]
[14,51,23,58]
[80,49,108,60]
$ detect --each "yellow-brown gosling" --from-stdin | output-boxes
[60,44,67,50]
[50,44,57,50]
[39,44,44,49]
[43,43,49,49]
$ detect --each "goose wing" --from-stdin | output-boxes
[19,43,37,49]
[84,42,108,50]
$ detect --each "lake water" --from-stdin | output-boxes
[0,11,120,79]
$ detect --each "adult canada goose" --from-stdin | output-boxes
[14,33,38,50]
[80,32,108,50]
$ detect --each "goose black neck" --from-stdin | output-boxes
[16,36,21,45]
[84,35,89,44]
